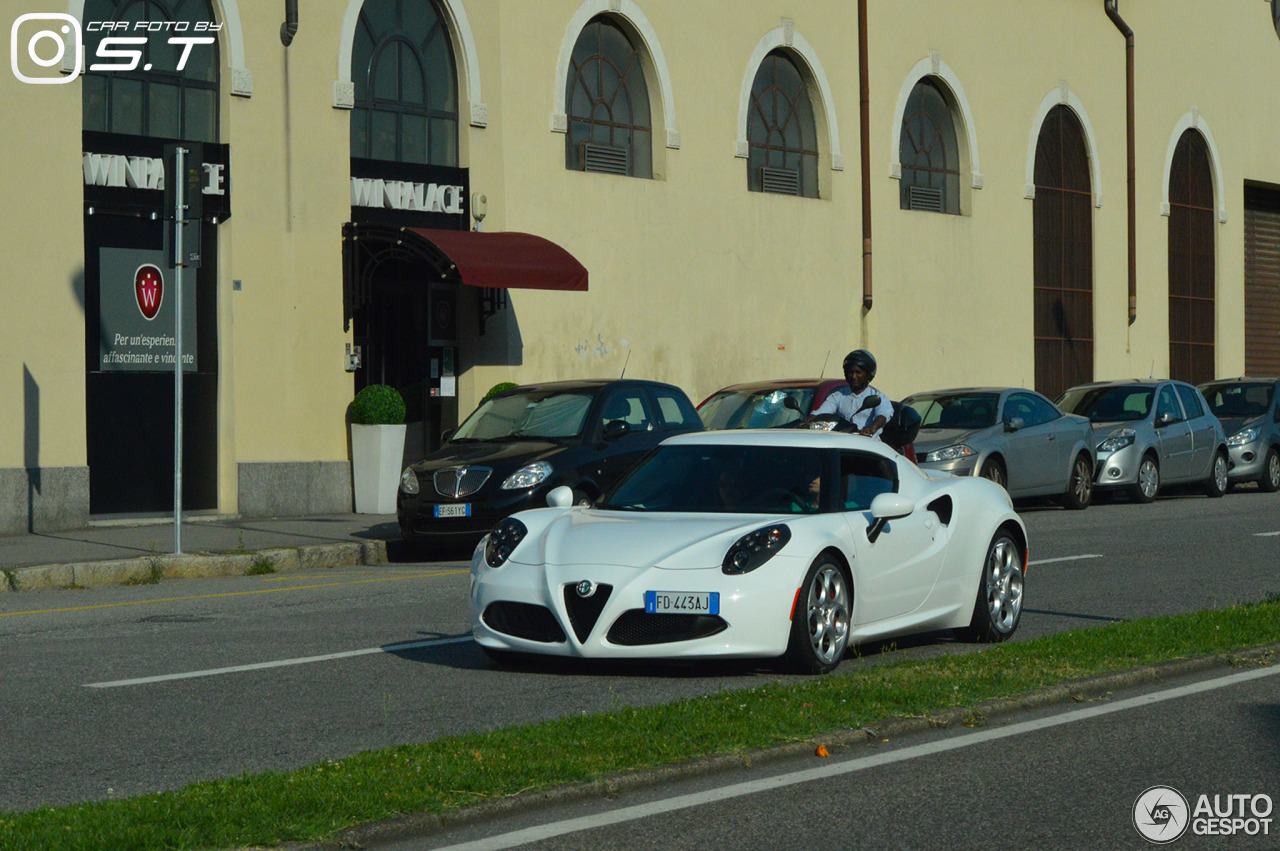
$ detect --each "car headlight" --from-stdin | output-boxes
[501,461,553,490]
[722,525,791,575]
[400,467,419,495]
[923,444,974,464]
[1097,430,1135,452]
[1227,427,1259,447]
[484,517,528,567]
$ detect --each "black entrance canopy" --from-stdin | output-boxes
[342,223,588,332]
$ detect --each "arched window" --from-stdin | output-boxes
[351,0,458,166]
[1168,130,1216,385]
[81,0,219,142]
[899,78,959,214]
[1033,105,1094,400]
[565,17,652,178]
[746,51,817,197]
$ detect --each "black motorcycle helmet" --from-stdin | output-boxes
[842,349,877,380]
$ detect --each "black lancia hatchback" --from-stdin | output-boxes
[396,379,703,550]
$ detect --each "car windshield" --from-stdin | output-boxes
[452,391,593,440]
[1200,382,1273,418]
[699,388,814,429]
[1057,386,1152,422]
[599,444,829,514]
[907,393,999,430]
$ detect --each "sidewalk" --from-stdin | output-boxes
[0,513,412,592]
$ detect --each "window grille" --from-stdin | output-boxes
[760,167,801,196]
[581,143,630,176]
[907,185,943,212]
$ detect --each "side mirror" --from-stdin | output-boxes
[603,420,631,441]
[1156,412,1176,427]
[546,485,574,508]
[1004,416,1025,432]
[866,492,914,544]
[441,428,456,443]
[860,394,882,412]
[783,396,802,412]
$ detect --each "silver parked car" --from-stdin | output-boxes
[1056,379,1229,502]
[904,387,1096,509]
[1198,377,1280,492]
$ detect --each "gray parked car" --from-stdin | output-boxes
[1056,379,1229,502]
[903,387,1096,509]
[1198,377,1280,492]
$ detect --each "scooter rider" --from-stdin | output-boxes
[811,349,895,438]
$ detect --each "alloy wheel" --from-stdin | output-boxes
[806,565,851,665]
[984,538,1024,634]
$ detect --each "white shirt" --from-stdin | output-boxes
[812,384,895,437]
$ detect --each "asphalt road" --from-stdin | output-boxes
[0,488,1277,818]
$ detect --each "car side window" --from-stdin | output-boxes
[1174,384,1205,420]
[1156,385,1183,422]
[1005,393,1056,427]
[600,390,654,432]
[839,451,897,511]
[650,389,699,431]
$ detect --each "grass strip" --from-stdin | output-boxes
[1,597,1277,850]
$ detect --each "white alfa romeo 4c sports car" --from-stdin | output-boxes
[469,430,1027,674]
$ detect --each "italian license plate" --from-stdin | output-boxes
[433,503,471,518]
[644,591,719,615]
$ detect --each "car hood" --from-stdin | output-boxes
[410,439,564,472]
[913,426,990,451]
[1219,415,1263,437]
[515,509,797,570]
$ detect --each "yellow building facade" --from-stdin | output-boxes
[2,0,1279,533]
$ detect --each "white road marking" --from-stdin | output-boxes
[430,664,1280,851]
[83,637,473,688]
[1253,532,1280,537]
[1028,554,1103,565]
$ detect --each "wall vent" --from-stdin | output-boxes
[908,184,944,212]
[760,167,800,196]
[581,143,629,176]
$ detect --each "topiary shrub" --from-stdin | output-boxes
[483,381,519,401]
[350,384,406,425]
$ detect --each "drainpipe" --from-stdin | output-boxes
[280,0,299,46]
[858,0,873,314]
[1105,0,1137,326]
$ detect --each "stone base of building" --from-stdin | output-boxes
[237,461,354,518]
[0,467,91,535]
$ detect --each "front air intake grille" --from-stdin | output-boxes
[562,583,613,643]
[606,610,728,646]
[434,466,492,498]
[482,602,567,643]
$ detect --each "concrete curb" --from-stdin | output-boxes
[316,644,1279,850]
[0,541,388,593]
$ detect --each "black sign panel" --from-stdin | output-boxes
[83,130,231,221]
[349,157,468,230]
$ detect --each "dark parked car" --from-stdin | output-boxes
[1198,377,1280,492]
[1056,379,1229,502]
[903,387,1096,509]
[397,379,703,548]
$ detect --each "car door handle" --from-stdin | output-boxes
[1047,434,1057,440]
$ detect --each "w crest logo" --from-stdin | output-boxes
[134,264,163,320]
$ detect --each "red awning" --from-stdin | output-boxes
[405,228,588,291]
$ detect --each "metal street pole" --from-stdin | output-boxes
[173,146,185,555]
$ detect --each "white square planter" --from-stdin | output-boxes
[351,423,407,514]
